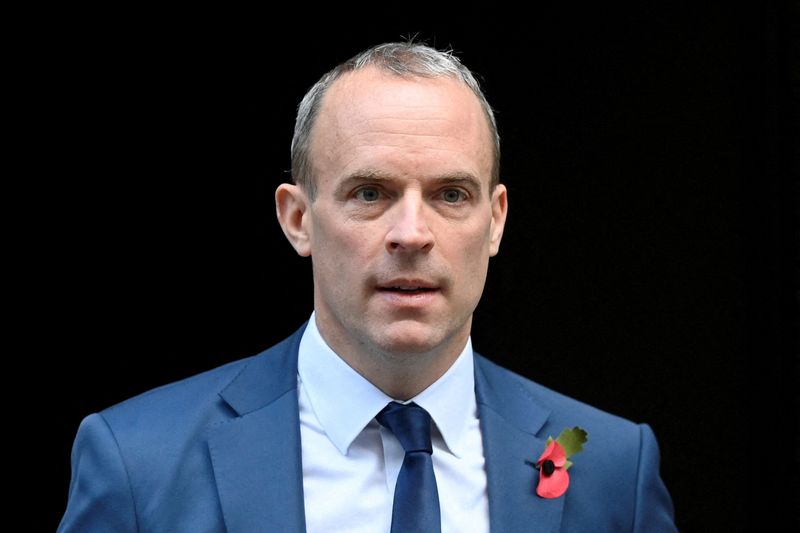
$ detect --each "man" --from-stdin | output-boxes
[59,42,677,532]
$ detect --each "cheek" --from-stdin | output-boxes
[447,224,492,277]
[458,219,493,254]
[312,219,374,269]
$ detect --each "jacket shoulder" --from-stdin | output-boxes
[474,353,643,438]
[98,329,301,447]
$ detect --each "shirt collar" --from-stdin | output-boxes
[297,312,476,458]
[410,337,475,458]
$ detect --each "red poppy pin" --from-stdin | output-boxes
[533,427,588,498]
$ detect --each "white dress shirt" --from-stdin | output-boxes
[297,313,490,533]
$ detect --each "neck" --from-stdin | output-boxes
[316,321,469,401]
[351,346,463,401]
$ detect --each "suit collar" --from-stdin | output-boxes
[209,323,308,533]
[218,323,307,416]
[475,354,566,533]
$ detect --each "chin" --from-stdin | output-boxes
[373,322,446,356]
[379,339,437,356]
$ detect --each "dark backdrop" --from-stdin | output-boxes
[39,2,796,531]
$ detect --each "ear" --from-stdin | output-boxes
[275,183,312,257]
[488,183,508,257]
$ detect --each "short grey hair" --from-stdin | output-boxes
[290,42,501,199]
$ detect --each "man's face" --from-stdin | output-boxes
[305,67,507,359]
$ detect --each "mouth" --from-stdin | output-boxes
[376,280,440,295]
[377,279,441,301]
[378,286,437,294]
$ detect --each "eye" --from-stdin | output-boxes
[355,187,381,202]
[442,189,466,203]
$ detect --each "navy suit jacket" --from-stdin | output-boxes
[59,324,677,532]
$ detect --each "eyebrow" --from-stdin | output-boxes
[334,169,484,198]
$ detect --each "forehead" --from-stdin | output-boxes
[308,67,493,185]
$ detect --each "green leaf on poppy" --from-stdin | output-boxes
[564,459,574,471]
[546,436,554,446]
[556,427,588,458]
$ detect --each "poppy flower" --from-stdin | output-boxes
[535,440,570,498]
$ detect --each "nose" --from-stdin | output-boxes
[385,193,434,253]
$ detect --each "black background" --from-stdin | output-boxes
[33,2,797,531]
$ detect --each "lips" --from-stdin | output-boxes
[377,279,439,292]
[379,287,436,295]
[375,278,441,308]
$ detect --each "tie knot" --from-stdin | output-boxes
[376,402,433,454]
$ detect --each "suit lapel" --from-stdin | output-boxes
[475,355,566,533]
[208,326,307,533]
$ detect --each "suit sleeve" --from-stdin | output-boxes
[632,424,678,532]
[58,413,139,533]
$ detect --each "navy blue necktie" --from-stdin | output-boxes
[377,402,442,533]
